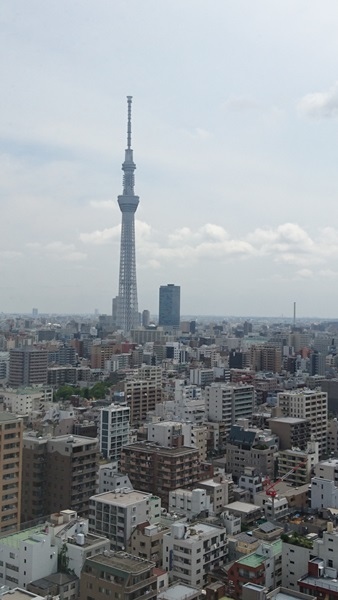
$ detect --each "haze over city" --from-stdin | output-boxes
[2,1,338,316]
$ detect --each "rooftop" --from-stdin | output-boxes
[238,539,282,568]
[0,412,20,422]
[269,417,309,424]
[0,526,49,548]
[300,575,338,593]
[224,501,261,514]
[91,490,151,506]
[0,590,44,600]
[123,442,198,455]
[158,583,201,600]
[87,551,155,574]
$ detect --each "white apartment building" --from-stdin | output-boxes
[2,386,53,414]
[147,421,207,461]
[99,403,130,461]
[89,490,161,551]
[169,488,212,519]
[238,467,263,503]
[189,368,214,387]
[0,509,109,589]
[282,535,315,590]
[97,467,133,494]
[314,458,338,482]
[311,477,338,510]
[277,389,328,457]
[163,521,228,588]
[205,383,255,434]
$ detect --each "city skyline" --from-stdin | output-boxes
[2,2,338,316]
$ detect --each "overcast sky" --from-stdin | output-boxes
[2,1,338,317]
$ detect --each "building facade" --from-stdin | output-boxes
[158,284,180,329]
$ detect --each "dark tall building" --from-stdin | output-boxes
[0,412,23,534]
[158,284,180,328]
[121,442,202,508]
[113,96,139,332]
[9,347,48,387]
[21,433,98,522]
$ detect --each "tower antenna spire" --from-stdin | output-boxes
[127,95,132,149]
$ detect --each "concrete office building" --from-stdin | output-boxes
[21,433,98,521]
[99,403,130,461]
[159,284,180,328]
[9,348,48,387]
[277,389,328,457]
[278,442,319,485]
[97,467,132,494]
[0,412,23,535]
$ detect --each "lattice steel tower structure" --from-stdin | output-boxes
[113,96,139,332]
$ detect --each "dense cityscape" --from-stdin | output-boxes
[4,2,338,600]
[1,91,338,600]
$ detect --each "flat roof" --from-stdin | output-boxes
[0,526,48,548]
[0,590,44,600]
[158,583,200,600]
[87,551,154,574]
[269,417,308,424]
[91,490,151,506]
[238,539,282,568]
[0,412,20,422]
[300,575,338,592]
[224,501,261,514]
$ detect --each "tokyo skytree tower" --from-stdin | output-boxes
[113,96,139,332]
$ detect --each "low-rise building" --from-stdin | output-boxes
[128,521,170,567]
[227,539,282,599]
[79,551,158,600]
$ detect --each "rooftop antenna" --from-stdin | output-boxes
[127,96,132,149]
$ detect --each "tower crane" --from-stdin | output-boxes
[262,459,307,517]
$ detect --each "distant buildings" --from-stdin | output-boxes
[9,348,48,387]
[159,284,180,329]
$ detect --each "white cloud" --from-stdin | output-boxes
[298,82,338,118]
[89,200,116,210]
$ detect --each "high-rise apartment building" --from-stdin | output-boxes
[158,284,180,328]
[121,442,202,508]
[116,378,163,424]
[205,383,255,434]
[277,388,328,457]
[9,347,48,386]
[99,403,130,460]
[0,412,23,534]
[113,96,139,332]
[21,433,98,521]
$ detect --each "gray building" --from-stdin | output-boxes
[159,284,180,328]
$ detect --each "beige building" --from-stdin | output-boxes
[80,551,158,600]
[128,521,170,566]
[278,442,319,485]
[277,388,328,457]
[116,379,162,424]
[0,412,23,534]
[269,416,311,451]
